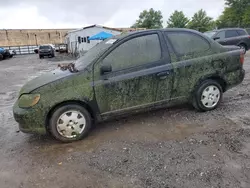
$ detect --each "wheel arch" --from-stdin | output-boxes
[193,75,227,94]
[45,100,97,131]
[238,42,248,50]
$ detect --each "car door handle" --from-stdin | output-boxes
[156,71,171,79]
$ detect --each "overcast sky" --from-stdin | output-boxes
[1,0,225,29]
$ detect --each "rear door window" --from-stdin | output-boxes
[166,32,210,56]
[225,30,239,38]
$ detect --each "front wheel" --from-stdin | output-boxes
[192,79,223,112]
[49,104,92,142]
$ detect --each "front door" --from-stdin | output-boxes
[93,32,173,116]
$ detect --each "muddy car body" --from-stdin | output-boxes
[13,29,245,142]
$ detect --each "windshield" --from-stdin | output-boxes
[203,31,216,38]
[39,46,50,49]
[74,38,117,70]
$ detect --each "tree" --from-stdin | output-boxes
[188,9,214,32]
[216,0,250,28]
[167,11,189,28]
[131,8,163,29]
[243,6,250,27]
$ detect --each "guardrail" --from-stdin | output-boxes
[4,45,39,55]
[3,44,68,55]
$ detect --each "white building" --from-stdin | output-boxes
[65,25,146,56]
[65,25,122,56]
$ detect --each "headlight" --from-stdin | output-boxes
[18,94,40,108]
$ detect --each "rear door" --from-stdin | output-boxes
[93,32,174,115]
[164,31,214,100]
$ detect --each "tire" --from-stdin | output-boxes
[0,54,3,61]
[39,55,43,59]
[49,104,92,142]
[192,79,223,112]
[239,44,247,54]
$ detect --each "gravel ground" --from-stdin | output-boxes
[0,53,250,188]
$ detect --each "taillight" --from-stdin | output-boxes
[240,51,244,64]
[248,35,250,39]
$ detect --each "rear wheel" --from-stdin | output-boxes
[192,79,223,112]
[49,104,92,142]
[239,44,247,54]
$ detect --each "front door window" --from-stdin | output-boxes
[102,34,162,72]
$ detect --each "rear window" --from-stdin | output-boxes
[237,30,247,36]
[225,30,239,38]
[39,46,50,49]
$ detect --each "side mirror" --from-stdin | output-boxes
[213,37,220,40]
[100,65,112,75]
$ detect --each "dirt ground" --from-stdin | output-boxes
[0,52,250,188]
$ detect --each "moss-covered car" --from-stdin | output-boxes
[13,29,245,142]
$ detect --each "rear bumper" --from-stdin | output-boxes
[224,69,245,91]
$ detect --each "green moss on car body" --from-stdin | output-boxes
[13,28,245,137]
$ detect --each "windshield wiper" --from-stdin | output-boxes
[58,62,79,73]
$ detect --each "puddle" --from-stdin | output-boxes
[0,92,17,107]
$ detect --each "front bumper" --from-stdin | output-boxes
[39,52,52,56]
[13,101,47,134]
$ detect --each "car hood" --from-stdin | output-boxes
[19,68,74,95]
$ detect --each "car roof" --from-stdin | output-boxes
[113,28,204,40]
[39,45,51,47]
[217,28,245,32]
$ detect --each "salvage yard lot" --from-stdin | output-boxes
[0,53,250,188]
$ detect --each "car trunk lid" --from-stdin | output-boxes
[222,45,240,51]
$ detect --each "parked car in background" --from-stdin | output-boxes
[9,49,16,56]
[34,48,39,54]
[13,28,245,142]
[0,47,14,60]
[204,28,250,53]
[35,44,55,54]
[58,44,67,53]
[38,45,55,58]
